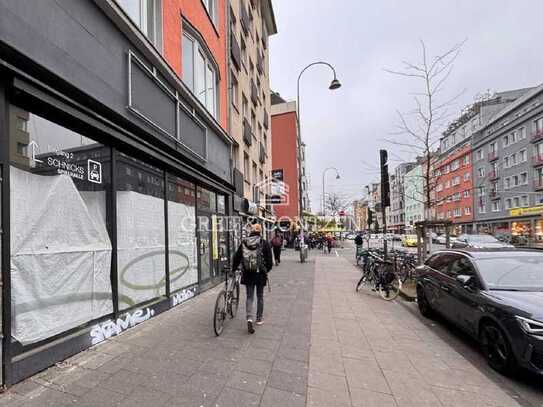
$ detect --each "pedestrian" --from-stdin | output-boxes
[232,223,273,334]
[271,232,283,265]
[326,234,333,254]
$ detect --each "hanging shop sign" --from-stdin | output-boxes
[510,205,543,217]
[271,168,284,181]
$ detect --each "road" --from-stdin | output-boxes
[335,239,543,407]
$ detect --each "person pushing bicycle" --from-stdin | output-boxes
[232,223,273,334]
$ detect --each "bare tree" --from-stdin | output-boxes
[324,192,350,216]
[384,39,466,219]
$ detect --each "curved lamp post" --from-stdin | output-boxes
[322,167,341,217]
[296,61,341,262]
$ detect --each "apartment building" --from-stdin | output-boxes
[404,162,425,230]
[388,163,415,233]
[473,84,543,246]
[270,97,300,221]
[353,199,369,231]
[434,89,530,234]
[229,0,277,222]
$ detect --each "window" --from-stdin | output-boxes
[117,0,162,48]
[504,177,511,189]
[445,180,451,189]
[230,71,239,110]
[9,108,113,343]
[464,207,471,215]
[519,149,527,162]
[202,0,217,24]
[521,172,528,185]
[463,155,470,165]
[478,198,486,213]
[514,197,520,208]
[453,192,461,201]
[463,190,470,198]
[436,183,443,192]
[505,199,512,209]
[243,153,250,182]
[454,208,462,217]
[476,149,484,161]
[451,160,460,171]
[510,153,517,166]
[522,195,529,207]
[503,135,509,147]
[182,32,218,117]
[519,127,526,140]
[504,156,509,168]
[452,176,460,186]
[242,94,248,118]
[478,167,485,178]
[513,175,519,187]
[489,142,497,153]
[535,117,543,133]
[464,172,471,182]
[492,200,500,212]
[478,186,486,197]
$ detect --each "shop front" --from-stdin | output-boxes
[0,0,234,385]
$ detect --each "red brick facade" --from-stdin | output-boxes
[271,111,300,219]
[162,1,228,130]
[435,144,474,230]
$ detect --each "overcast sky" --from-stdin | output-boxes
[268,0,543,213]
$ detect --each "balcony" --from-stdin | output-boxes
[256,52,264,75]
[488,151,498,162]
[490,190,499,199]
[250,79,258,104]
[533,153,543,167]
[489,170,499,180]
[242,118,252,146]
[263,109,269,129]
[259,142,266,163]
[230,31,241,71]
[531,129,543,143]
[240,3,250,35]
[535,179,543,191]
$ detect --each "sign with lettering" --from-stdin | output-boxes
[510,205,543,217]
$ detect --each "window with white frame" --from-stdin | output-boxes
[510,153,517,166]
[477,167,485,178]
[478,186,486,196]
[513,197,520,208]
[478,197,486,213]
[464,172,470,182]
[476,149,484,161]
[519,149,527,162]
[503,134,510,148]
[117,0,162,48]
[504,177,510,189]
[452,176,460,186]
[454,208,462,217]
[504,156,509,168]
[513,175,519,187]
[182,31,219,117]
[505,199,512,209]
[464,207,471,215]
[451,160,460,171]
[489,142,496,153]
[230,71,239,110]
[491,200,500,212]
[202,0,218,25]
[520,172,528,185]
[522,195,529,207]
[535,117,543,134]
[445,180,451,189]
[518,127,526,140]
[463,155,470,165]
[464,190,470,198]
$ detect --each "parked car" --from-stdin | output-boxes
[452,234,515,249]
[402,234,418,247]
[436,234,457,246]
[345,233,356,240]
[416,249,543,375]
[392,234,403,241]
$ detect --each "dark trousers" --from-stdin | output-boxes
[273,246,281,263]
[246,284,264,321]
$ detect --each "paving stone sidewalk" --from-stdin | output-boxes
[1,250,524,407]
[308,254,522,407]
[3,249,314,407]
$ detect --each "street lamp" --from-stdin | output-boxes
[322,167,341,217]
[296,61,342,263]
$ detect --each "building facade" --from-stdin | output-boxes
[389,163,415,233]
[472,84,543,246]
[270,98,300,222]
[228,0,277,224]
[404,163,425,230]
[353,199,369,231]
[0,0,243,385]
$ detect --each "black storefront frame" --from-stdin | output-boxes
[0,73,234,385]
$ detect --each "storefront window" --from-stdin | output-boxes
[116,152,165,310]
[535,220,543,243]
[511,221,531,246]
[167,176,198,292]
[197,186,217,212]
[9,107,112,345]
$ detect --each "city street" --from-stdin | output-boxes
[2,246,541,407]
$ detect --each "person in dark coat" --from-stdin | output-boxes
[271,232,283,265]
[232,223,273,334]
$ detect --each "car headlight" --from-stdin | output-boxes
[516,316,543,335]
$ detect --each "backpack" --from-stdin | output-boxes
[242,236,264,273]
[271,236,282,247]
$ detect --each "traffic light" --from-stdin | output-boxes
[380,149,390,208]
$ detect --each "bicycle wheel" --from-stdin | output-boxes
[379,275,402,301]
[213,290,227,336]
[229,281,240,318]
[397,264,409,283]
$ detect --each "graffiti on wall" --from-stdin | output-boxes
[171,287,197,307]
[90,308,155,345]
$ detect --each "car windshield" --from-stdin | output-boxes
[476,255,543,291]
[467,235,499,243]
[405,235,417,239]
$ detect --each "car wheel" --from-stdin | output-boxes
[479,322,517,375]
[416,285,434,319]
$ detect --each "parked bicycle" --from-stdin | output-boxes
[355,250,402,300]
[213,265,241,336]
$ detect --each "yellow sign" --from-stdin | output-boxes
[510,205,543,217]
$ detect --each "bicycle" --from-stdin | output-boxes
[213,265,241,336]
[356,251,402,301]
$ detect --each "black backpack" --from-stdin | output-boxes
[242,236,264,273]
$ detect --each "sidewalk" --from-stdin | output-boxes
[308,254,521,407]
[4,249,314,407]
[2,250,523,407]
